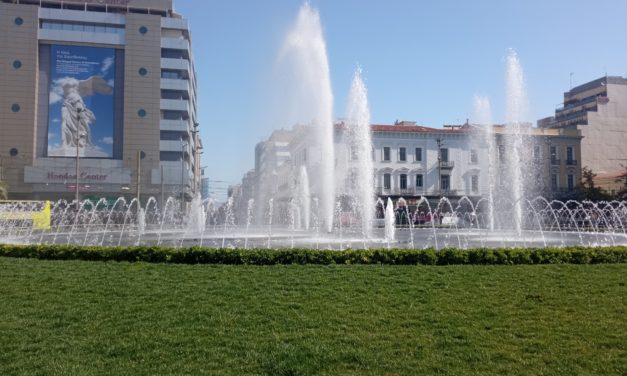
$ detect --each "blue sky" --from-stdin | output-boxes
[174,0,627,199]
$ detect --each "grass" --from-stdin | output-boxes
[0,258,625,375]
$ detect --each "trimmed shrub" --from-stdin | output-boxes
[0,244,626,266]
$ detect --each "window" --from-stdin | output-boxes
[415,174,423,188]
[414,147,422,162]
[383,174,391,190]
[383,147,390,162]
[550,146,558,164]
[471,175,479,193]
[440,175,450,191]
[470,149,478,164]
[399,147,406,162]
[160,151,183,162]
[533,145,540,159]
[41,21,124,35]
[551,174,558,190]
[162,110,187,120]
[161,70,183,79]
[400,174,407,190]
[568,174,574,191]
[498,145,505,162]
[566,146,574,163]
[440,148,449,162]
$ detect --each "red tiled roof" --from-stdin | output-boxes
[335,122,472,133]
[370,124,469,133]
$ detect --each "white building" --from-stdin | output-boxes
[335,121,490,200]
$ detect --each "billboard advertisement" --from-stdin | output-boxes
[47,45,116,158]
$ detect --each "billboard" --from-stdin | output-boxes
[47,45,116,158]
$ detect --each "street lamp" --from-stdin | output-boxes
[75,108,84,205]
[436,137,444,195]
[136,150,146,205]
[181,139,188,208]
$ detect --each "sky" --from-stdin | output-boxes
[174,0,627,200]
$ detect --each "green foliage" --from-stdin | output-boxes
[1,244,626,265]
[579,166,613,201]
[0,181,7,200]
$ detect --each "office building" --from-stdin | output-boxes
[0,0,200,203]
[538,76,627,183]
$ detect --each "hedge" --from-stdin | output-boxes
[1,244,626,265]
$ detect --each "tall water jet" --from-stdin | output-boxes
[188,193,206,233]
[345,66,375,237]
[278,3,335,232]
[384,198,395,243]
[299,165,311,230]
[505,49,529,234]
[473,94,496,231]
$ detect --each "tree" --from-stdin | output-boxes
[0,181,7,200]
[615,167,627,200]
[578,166,612,201]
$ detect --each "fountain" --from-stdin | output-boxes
[273,2,335,232]
[345,66,375,238]
[0,6,626,251]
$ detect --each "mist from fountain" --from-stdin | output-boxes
[384,198,395,244]
[277,2,335,232]
[345,66,375,238]
[299,166,311,230]
[473,94,496,231]
[505,49,529,235]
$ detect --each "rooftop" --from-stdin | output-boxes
[566,76,627,97]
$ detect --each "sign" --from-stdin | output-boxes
[47,45,116,159]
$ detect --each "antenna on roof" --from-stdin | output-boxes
[569,72,574,90]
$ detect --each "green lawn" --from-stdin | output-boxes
[0,258,625,375]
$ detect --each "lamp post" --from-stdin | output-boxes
[75,108,84,205]
[136,150,145,205]
[192,122,200,196]
[181,139,188,209]
[436,137,443,196]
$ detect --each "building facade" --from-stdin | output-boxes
[0,0,200,204]
[245,120,582,225]
[538,76,627,181]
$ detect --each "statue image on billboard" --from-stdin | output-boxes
[59,76,112,148]
[47,45,116,158]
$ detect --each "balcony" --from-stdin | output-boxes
[161,78,190,92]
[160,140,191,154]
[160,119,189,132]
[565,159,577,166]
[161,57,190,72]
[550,159,561,165]
[160,99,189,113]
[161,37,190,51]
[161,17,189,31]
[440,161,455,169]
